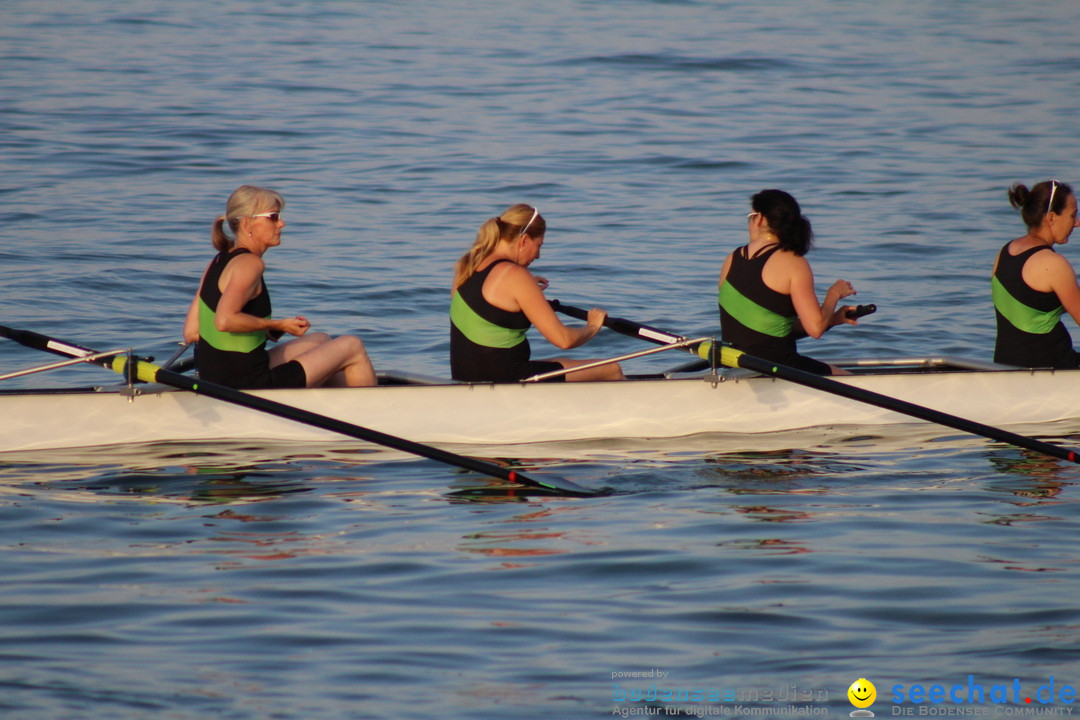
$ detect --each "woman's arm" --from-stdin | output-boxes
[1043,253,1080,326]
[787,257,855,339]
[182,261,213,344]
[183,294,201,344]
[718,253,733,287]
[496,264,603,349]
[215,254,310,337]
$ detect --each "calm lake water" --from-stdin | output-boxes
[3,1,1080,718]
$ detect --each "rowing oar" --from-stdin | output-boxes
[549,299,875,346]
[550,301,1080,465]
[0,325,597,497]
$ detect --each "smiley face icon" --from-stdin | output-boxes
[848,678,876,709]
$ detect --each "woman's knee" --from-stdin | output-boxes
[340,334,368,360]
[566,360,623,382]
[605,362,625,380]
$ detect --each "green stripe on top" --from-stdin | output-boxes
[198,298,267,353]
[450,292,526,349]
[992,276,1063,335]
[719,282,796,338]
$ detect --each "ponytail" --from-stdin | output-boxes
[451,204,546,291]
[752,189,813,256]
[210,215,234,252]
[452,217,505,291]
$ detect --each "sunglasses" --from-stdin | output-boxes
[747,211,760,220]
[251,211,281,222]
[1047,180,1059,216]
[519,207,540,237]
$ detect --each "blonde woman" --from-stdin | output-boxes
[450,204,624,383]
[183,185,375,389]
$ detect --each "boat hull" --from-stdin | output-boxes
[2,362,1078,454]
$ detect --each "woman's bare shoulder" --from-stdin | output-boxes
[767,247,812,272]
[486,260,533,284]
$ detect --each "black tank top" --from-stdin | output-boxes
[196,248,275,388]
[719,245,800,362]
[992,243,1078,368]
[450,260,534,382]
[718,245,832,374]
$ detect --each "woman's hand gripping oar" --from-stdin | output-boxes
[0,324,599,497]
[549,301,1080,466]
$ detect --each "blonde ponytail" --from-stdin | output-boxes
[210,215,234,252]
[451,204,546,292]
[452,217,504,291]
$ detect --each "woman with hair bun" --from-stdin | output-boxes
[992,179,1080,368]
[183,185,376,389]
[717,189,858,376]
[450,203,624,383]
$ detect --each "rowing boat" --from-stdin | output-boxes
[2,356,1076,455]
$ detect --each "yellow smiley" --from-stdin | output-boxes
[848,678,876,709]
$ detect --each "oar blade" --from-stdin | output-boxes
[506,469,601,498]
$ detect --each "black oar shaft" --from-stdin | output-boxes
[0,325,595,497]
[551,300,875,349]
[548,300,685,345]
[550,300,1080,466]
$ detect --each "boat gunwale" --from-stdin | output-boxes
[0,354,1058,397]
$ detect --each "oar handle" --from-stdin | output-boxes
[846,304,877,320]
[549,300,687,346]
[552,299,876,354]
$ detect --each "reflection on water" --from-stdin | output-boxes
[979,448,1079,548]
[992,460,1073,488]
[715,538,811,555]
[0,461,316,506]
[703,449,861,487]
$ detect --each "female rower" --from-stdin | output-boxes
[183,185,376,389]
[718,189,858,376]
[450,204,624,383]
[992,180,1080,368]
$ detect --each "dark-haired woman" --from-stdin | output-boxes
[717,189,858,376]
[450,203,624,383]
[992,180,1080,368]
[183,185,376,389]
